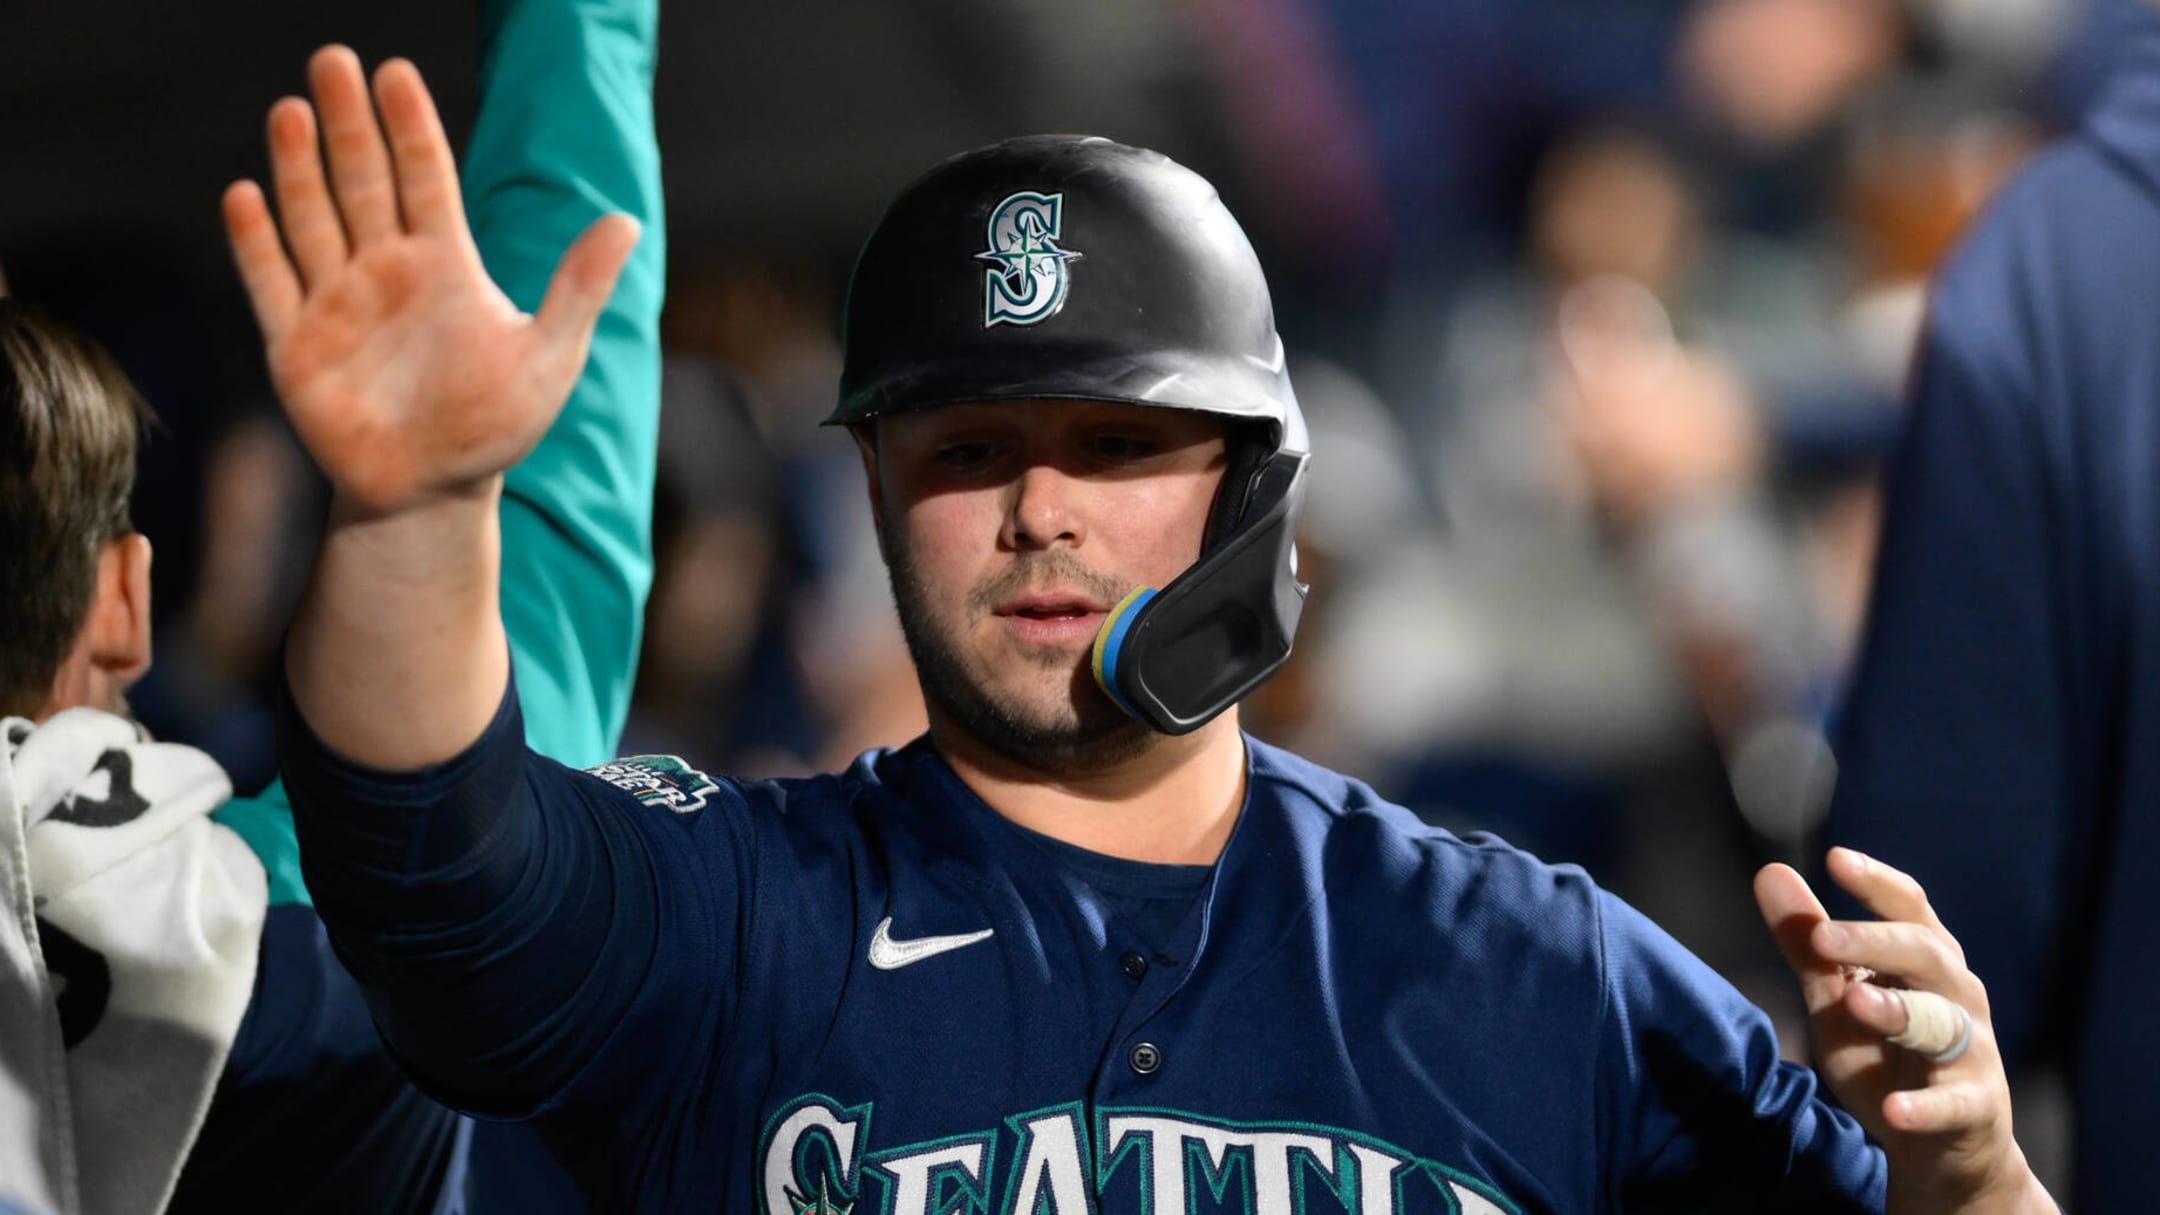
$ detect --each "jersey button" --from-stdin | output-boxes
[1128,1042,1163,1076]
[1118,951,1149,980]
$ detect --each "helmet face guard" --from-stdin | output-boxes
[1091,448,1308,734]
[831,135,1309,735]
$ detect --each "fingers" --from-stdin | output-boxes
[1752,863,1843,1015]
[1810,917,1967,993]
[1843,982,1973,1057]
[535,214,642,366]
[266,98,348,288]
[1883,1079,1998,1136]
[1554,275,1677,388]
[1840,978,1911,1039]
[242,45,461,326]
[223,181,302,344]
[1825,847,1956,949]
[371,59,464,239]
[308,45,401,248]
[1885,989,1973,1060]
[1777,847,2018,1171]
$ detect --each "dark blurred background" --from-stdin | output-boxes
[5,0,2142,1188]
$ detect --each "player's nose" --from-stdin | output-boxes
[1002,462,1084,552]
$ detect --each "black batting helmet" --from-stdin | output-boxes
[828,134,1309,735]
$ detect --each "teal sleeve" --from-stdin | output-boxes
[213,781,311,907]
[470,0,665,769]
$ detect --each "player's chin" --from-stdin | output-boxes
[993,678,1099,734]
[992,669,1128,735]
[1011,704,1152,767]
[978,636,1097,698]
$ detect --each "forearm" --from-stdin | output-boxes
[1627,489,1826,739]
[277,673,659,1117]
[285,484,509,770]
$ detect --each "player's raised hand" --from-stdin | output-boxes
[1756,850,2055,1214]
[222,46,639,515]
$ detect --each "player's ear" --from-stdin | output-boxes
[84,532,153,686]
[852,424,890,559]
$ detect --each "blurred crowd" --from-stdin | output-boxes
[7,0,2146,1181]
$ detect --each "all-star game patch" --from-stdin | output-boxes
[585,755,721,814]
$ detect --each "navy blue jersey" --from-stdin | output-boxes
[281,679,1884,1212]
[1827,21,2160,1212]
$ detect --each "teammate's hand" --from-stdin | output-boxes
[222,46,639,515]
[1550,277,1763,531]
[1755,850,2055,1214]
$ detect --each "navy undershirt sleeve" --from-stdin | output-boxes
[277,670,742,1124]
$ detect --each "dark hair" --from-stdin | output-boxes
[0,298,152,716]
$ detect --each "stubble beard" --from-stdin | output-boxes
[884,527,1156,776]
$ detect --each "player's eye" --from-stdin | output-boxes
[1086,434,1160,462]
[934,441,999,469]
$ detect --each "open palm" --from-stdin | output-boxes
[224,46,637,514]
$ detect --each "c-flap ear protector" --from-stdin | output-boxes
[1091,450,1309,734]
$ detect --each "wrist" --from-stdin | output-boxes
[288,475,509,770]
[1999,1164,2059,1215]
[319,479,503,600]
[1885,1147,2055,1215]
[327,472,504,529]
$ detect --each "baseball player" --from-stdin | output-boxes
[233,52,2053,1212]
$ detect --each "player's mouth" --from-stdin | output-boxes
[994,591,1110,646]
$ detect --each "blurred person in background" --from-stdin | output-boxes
[1828,6,2160,1210]
[1190,0,1914,414]
[653,259,930,773]
[1678,0,1907,152]
[624,356,792,769]
[1,0,663,1207]
[1549,93,2035,855]
[151,410,316,795]
[1296,49,2039,1059]
[1234,355,1427,755]
[1300,0,2057,970]
[1312,119,1881,1017]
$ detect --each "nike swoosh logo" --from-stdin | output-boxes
[1243,335,1286,375]
[867,916,995,971]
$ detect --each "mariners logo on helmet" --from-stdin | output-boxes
[976,190,1079,327]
